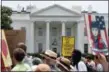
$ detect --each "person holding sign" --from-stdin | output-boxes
[94,54,109,72]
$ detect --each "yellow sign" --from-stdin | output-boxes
[1,30,12,67]
[62,36,75,56]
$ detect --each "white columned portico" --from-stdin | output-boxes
[76,21,84,53]
[61,21,66,36]
[46,21,50,50]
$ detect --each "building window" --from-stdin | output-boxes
[38,28,43,36]
[52,48,57,53]
[84,44,88,54]
[52,27,57,36]
[38,43,43,53]
[66,28,71,36]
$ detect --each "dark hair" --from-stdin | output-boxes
[91,21,100,37]
[72,49,82,66]
[32,58,42,65]
[91,21,99,29]
[86,55,92,60]
[13,48,25,62]
[17,43,27,52]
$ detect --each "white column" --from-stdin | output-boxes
[28,22,34,53]
[76,21,84,53]
[61,21,66,36]
[46,21,50,50]
[60,21,66,55]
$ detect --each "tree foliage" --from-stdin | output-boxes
[1,6,13,29]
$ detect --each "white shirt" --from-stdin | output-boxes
[74,61,87,71]
[96,64,103,71]
[23,56,33,67]
[31,65,38,71]
[88,60,96,69]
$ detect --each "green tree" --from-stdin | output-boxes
[1,6,13,29]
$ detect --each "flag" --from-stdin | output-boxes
[84,13,108,55]
[1,30,12,67]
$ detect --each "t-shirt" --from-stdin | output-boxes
[96,63,103,72]
[31,65,38,71]
[11,62,31,71]
[23,56,33,67]
[87,60,96,69]
[74,61,87,71]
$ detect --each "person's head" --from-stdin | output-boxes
[16,42,27,53]
[35,64,51,72]
[72,49,82,66]
[32,57,42,65]
[91,22,100,37]
[13,48,25,63]
[41,50,57,65]
[56,57,71,72]
[85,55,92,62]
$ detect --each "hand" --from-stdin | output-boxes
[97,54,107,63]
[97,54,109,71]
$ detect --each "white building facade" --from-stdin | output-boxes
[11,4,108,54]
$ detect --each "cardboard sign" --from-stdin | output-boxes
[62,36,75,56]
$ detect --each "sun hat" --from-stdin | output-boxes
[56,57,71,71]
[40,50,57,60]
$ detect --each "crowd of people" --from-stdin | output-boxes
[5,42,109,72]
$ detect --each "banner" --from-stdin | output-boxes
[62,36,75,56]
[1,30,12,67]
[84,13,108,55]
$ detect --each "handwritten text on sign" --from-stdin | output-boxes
[62,36,75,56]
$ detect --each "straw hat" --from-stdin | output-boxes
[35,64,51,72]
[57,57,71,71]
[40,50,57,60]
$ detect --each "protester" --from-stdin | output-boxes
[11,48,31,71]
[56,57,72,71]
[9,42,108,72]
[95,54,109,71]
[85,55,96,69]
[31,57,42,71]
[71,49,87,71]
[35,64,51,72]
[40,50,60,71]
[94,55,103,71]
[16,42,33,67]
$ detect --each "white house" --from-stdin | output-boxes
[11,4,108,54]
